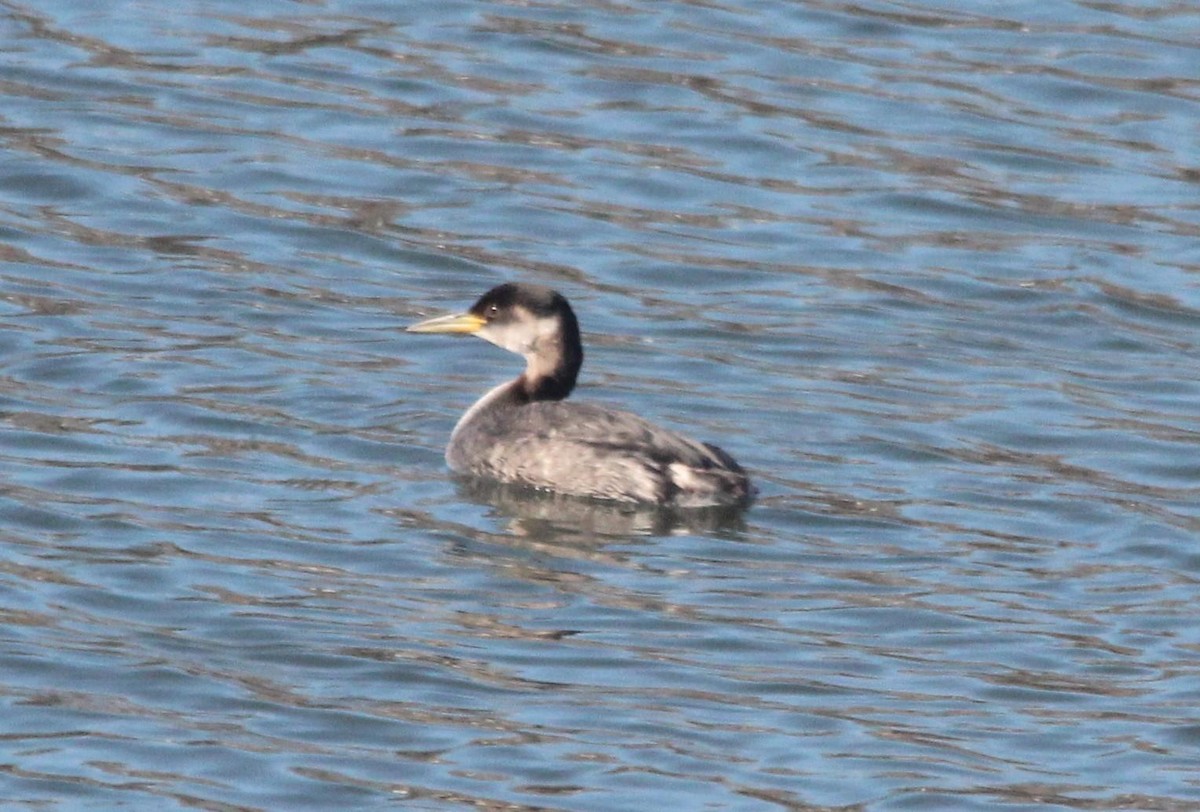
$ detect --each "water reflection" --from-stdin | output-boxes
[456,476,749,539]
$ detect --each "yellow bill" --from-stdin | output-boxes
[406,312,486,334]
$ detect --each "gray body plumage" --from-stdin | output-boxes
[409,283,754,509]
[447,380,752,507]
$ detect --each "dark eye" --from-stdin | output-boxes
[487,304,499,319]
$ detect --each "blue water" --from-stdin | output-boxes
[2,0,1199,809]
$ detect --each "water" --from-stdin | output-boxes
[2,0,1199,809]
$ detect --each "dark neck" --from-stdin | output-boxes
[517,318,582,403]
[518,369,575,401]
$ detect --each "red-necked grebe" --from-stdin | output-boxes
[408,283,753,507]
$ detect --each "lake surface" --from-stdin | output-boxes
[2,0,1199,809]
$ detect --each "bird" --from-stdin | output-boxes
[407,282,754,508]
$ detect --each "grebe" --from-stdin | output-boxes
[408,283,753,508]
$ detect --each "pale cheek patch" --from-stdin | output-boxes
[531,315,561,347]
[478,311,529,354]
[479,309,561,357]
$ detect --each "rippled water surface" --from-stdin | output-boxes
[2,0,1199,809]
